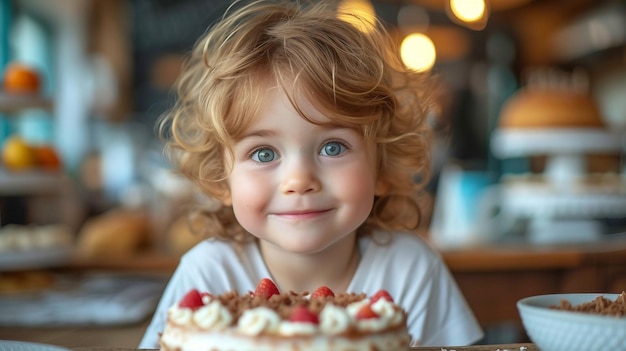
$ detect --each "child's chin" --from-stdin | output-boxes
[276,239,336,255]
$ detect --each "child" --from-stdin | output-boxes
[139,0,483,347]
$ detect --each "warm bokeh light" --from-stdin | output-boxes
[400,33,436,72]
[337,0,377,33]
[450,0,485,22]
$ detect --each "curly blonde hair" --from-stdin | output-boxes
[159,0,435,242]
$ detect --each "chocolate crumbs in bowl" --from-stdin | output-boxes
[550,292,626,317]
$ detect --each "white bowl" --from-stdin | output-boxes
[517,293,626,351]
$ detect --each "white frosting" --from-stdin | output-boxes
[193,301,232,330]
[319,304,352,335]
[169,306,193,325]
[201,294,213,305]
[371,299,404,326]
[278,320,318,335]
[237,307,281,335]
[354,316,389,332]
[346,298,371,315]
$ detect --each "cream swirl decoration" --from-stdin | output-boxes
[169,306,193,326]
[319,304,352,334]
[193,300,233,330]
[346,299,371,315]
[371,299,403,326]
[237,307,281,336]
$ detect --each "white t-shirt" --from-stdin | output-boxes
[139,231,483,348]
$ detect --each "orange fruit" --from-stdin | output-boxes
[2,62,41,94]
[33,145,62,170]
[2,136,36,171]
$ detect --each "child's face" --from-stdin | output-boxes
[226,87,380,254]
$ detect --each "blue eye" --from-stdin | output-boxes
[251,148,277,163]
[321,141,346,157]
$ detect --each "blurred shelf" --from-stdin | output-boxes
[501,184,626,218]
[0,169,70,196]
[0,92,53,113]
[68,253,179,273]
[0,247,73,272]
[491,128,623,158]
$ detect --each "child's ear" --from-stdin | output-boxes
[375,178,389,196]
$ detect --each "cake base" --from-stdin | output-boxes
[160,323,411,351]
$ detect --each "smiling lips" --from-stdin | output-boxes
[272,209,332,220]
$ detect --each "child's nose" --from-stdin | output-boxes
[280,163,321,195]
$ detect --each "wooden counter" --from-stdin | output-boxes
[0,323,150,349]
[441,236,626,329]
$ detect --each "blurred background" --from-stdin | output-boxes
[0,0,625,347]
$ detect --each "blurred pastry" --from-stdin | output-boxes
[499,88,604,129]
[499,68,604,129]
[76,208,151,258]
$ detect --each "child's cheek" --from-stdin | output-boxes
[230,173,272,230]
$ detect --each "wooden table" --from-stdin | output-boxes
[442,236,626,329]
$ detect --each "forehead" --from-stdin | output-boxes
[250,79,338,127]
[226,70,364,144]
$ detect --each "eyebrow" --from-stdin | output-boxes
[238,129,278,141]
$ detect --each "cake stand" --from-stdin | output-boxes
[490,127,626,243]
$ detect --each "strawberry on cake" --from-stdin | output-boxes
[159,278,411,351]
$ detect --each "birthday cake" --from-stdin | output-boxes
[159,278,410,351]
